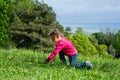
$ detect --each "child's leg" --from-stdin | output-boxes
[69,54,86,68]
[59,51,67,65]
[68,56,72,65]
[70,54,93,69]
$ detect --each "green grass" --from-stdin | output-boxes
[0,48,120,80]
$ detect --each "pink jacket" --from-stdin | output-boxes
[47,38,77,62]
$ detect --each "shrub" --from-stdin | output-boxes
[68,34,98,55]
[97,44,108,56]
[107,45,116,57]
[112,30,120,58]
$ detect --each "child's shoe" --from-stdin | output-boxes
[85,61,93,69]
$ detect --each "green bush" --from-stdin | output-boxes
[68,34,98,55]
[89,35,98,48]
[112,30,120,58]
[97,44,109,56]
[89,35,113,57]
[107,45,116,57]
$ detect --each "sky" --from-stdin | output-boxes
[40,0,120,33]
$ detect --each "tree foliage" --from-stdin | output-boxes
[9,0,63,52]
[89,35,109,56]
[91,31,116,56]
[112,30,120,58]
[75,27,84,35]
[64,26,72,37]
[89,35,98,48]
[68,33,98,55]
[0,0,10,47]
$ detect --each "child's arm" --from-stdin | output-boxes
[46,47,62,63]
[46,41,66,63]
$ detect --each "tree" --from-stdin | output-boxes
[112,30,120,58]
[9,0,64,52]
[89,35,109,56]
[65,26,71,32]
[0,0,11,47]
[64,26,72,37]
[75,27,84,35]
[91,31,115,56]
[92,32,105,45]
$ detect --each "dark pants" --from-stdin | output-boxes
[59,51,86,68]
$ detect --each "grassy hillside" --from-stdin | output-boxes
[0,49,120,80]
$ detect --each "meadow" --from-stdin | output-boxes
[0,48,120,80]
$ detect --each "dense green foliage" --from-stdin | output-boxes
[89,35,109,56]
[91,30,120,58]
[68,33,98,55]
[64,26,72,37]
[0,0,10,46]
[91,32,114,46]
[112,30,120,58]
[0,49,119,80]
[97,44,108,56]
[8,0,64,52]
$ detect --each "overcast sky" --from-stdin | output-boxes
[42,0,120,25]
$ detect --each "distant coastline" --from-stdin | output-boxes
[63,23,120,34]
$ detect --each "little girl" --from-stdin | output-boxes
[45,29,93,69]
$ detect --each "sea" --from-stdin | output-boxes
[63,23,120,35]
